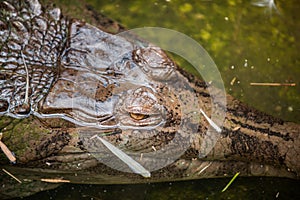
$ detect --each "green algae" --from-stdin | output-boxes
[0,116,51,163]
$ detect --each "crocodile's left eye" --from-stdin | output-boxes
[115,87,166,128]
[130,112,149,120]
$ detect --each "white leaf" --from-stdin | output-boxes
[200,109,222,133]
[92,135,151,178]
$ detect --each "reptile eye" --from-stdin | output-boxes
[129,112,149,120]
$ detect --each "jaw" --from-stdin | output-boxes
[9,117,297,184]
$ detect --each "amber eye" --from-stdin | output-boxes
[129,113,149,120]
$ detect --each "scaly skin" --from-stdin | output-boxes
[0,1,299,198]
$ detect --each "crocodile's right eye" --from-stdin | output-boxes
[129,112,149,120]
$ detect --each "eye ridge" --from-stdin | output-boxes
[129,112,149,120]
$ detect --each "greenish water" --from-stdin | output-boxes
[12,0,299,199]
[84,0,300,123]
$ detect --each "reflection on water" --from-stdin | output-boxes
[252,0,280,15]
[16,177,300,200]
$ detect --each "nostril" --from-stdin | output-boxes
[0,99,9,113]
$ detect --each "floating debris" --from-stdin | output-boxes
[250,82,296,86]
[0,132,16,163]
[2,168,22,183]
[244,59,248,67]
[230,77,237,86]
[151,146,157,151]
[232,126,241,131]
[140,153,143,161]
[91,135,151,178]
[221,172,240,192]
[41,178,70,183]
[198,162,212,175]
[200,109,222,133]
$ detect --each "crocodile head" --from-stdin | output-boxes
[37,22,202,171]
